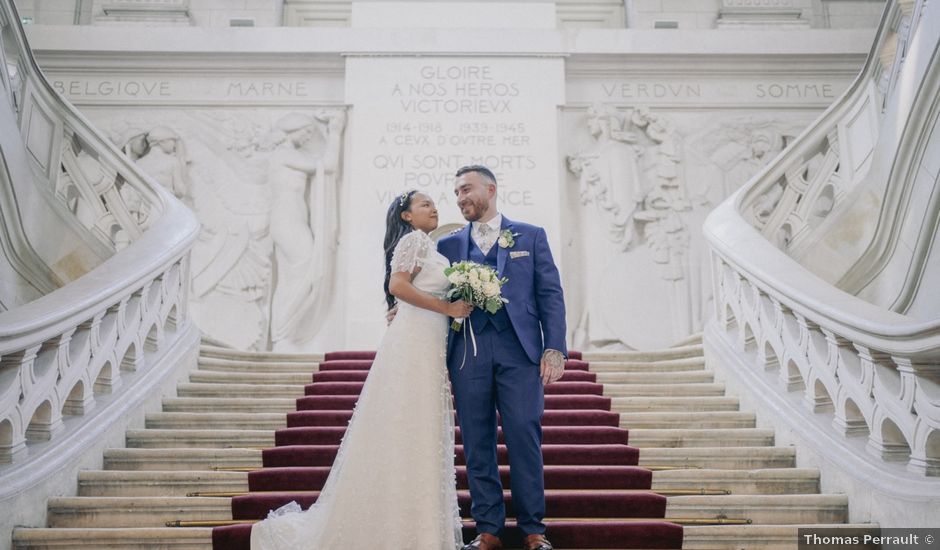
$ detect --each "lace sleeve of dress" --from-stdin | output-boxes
[390,230,431,274]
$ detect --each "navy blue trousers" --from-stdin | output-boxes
[447,323,545,537]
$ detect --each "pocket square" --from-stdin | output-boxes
[509,251,530,259]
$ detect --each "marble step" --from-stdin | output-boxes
[13,524,874,550]
[103,449,262,471]
[145,410,751,432]
[12,527,213,550]
[175,384,727,400]
[596,371,714,384]
[682,524,875,550]
[189,365,715,385]
[47,497,233,528]
[146,412,288,431]
[197,357,317,374]
[619,412,755,430]
[611,396,739,413]
[45,493,845,528]
[587,358,706,373]
[128,422,766,450]
[78,471,248,497]
[77,467,819,498]
[651,469,820,495]
[602,383,726,397]
[639,447,795,470]
[11,527,686,550]
[125,429,275,449]
[163,395,737,415]
[162,397,297,413]
[666,494,848,525]
[198,345,322,363]
[11,524,701,550]
[103,443,791,473]
[670,333,703,347]
[189,371,313,385]
[175,383,305,399]
[629,429,773,448]
[582,345,704,362]
[191,370,714,386]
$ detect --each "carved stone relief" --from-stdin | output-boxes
[100,108,346,350]
[567,106,808,350]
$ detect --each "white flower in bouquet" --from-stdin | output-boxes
[482,281,500,298]
[443,260,509,332]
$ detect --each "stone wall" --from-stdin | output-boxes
[18,12,874,350]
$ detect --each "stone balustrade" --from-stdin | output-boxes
[739,0,920,254]
[704,0,939,478]
[708,245,940,475]
[2,9,163,253]
[0,0,199,469]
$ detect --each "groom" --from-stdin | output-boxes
[438,165,567,550]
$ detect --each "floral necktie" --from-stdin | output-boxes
[475,223,495,255]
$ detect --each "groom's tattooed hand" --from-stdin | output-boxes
[540,349,565,385]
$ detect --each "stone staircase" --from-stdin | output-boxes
[12,338,868,549]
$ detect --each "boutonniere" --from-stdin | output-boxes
[498,229,520,249]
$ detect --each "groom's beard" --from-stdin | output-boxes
[459,198,489,222]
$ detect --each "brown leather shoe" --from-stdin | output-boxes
[461,533,503,550]
[523,533,554,550]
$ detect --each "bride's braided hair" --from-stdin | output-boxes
[383,189,419,310]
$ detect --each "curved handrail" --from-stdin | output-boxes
[0,0,199,466]
[732,0,920,250]
[708,197,940,359]
[706,0,940,360]
[0,0,199,342]
[704,0,940,478]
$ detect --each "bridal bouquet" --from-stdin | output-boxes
[444,261,508,332]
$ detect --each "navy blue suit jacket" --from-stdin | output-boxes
[437,216,567,364]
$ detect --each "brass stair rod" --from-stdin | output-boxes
[167,517,751,528]
[167,520,258,527]
[212,465,704,472]
[187,488,730,498]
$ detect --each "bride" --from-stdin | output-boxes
[250,190,474,549]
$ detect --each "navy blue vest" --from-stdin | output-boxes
[467,236,510,333]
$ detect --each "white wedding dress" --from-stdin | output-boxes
[251,229,464,550]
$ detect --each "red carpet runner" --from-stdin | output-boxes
[213,351,684,549]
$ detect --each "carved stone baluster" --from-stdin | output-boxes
[782,314,812,392]
[117,295,143,372]
[0,346,37,463]
[758,296,783,371]
[718,263,740,332]
[908,409,940,476]
[890,356,940,475]
[804,328,837,413]
[62,321,96,416]
[855,347,912,461]
[25,334,72,442]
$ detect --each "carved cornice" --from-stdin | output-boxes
[23,25,875,60]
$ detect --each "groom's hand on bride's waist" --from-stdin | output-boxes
[385,305,398,325]
[540,349,565,385]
